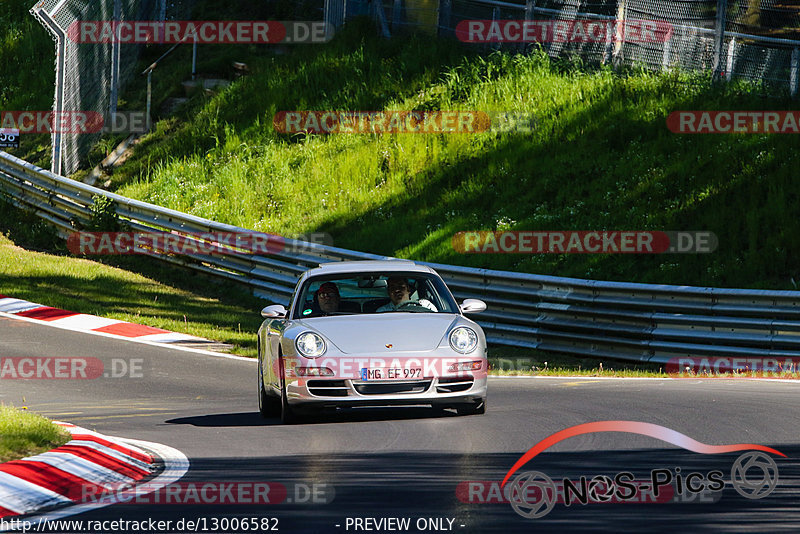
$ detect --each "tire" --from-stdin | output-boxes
[280,377,300,424]
[258,347,279,418]
[278,354,299,424]
[457,399,486,416]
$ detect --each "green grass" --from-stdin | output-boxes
[0,232,265,357]
[489,367,666,378]
[3,1,799,290]
[102,20,800,290]
[0,405,71,463]
[1,2,798,375]
[488,346,667,377]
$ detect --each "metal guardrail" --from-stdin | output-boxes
[2,149,800,365]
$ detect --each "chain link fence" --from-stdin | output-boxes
[30,0,327,178]
[29,0,797,178]
[30,0,198,177]
[334,0,800,95]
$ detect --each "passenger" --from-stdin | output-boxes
[376,277,436,312]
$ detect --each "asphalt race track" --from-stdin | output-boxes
[2,314,799,533]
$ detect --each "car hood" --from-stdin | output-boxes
[294,314,459,354]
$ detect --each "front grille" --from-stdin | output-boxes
[436,376,474,393]
[353,380,432,395]
[307,380,349,397]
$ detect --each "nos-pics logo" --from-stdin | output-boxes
[501,421,784,519]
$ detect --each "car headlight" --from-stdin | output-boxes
[295,332,326,358]
[449,327,478,354]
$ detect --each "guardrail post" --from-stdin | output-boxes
[726,37,736,81]
[437,0,452,37]
[191,33,198,81]
[522,0,536,53]
[712,0,728,83]
[525,0,536,20]
[603,20,614,64]
[791,47,799,98]
[324,0,346,30]
[373,0,392,37]
[661,33,671,69]
[608,0,627,68]
[146,70,153,132]
[109,0,122,116]
[490,7,500,51]
[662,19,677,70]
[32,7,65,176]
[392,0,404,33]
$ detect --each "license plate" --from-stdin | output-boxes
[360,368,422,380]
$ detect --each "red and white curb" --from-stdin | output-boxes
[0,422,188,523]
[0,295,206,345]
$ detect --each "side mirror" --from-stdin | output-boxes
[459,299,486,314]
[261,304,287,318]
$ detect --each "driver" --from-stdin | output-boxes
[315,282,341,314]
[376,277,436,312]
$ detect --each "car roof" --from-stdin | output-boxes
[303,260,436,277]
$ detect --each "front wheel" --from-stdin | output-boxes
[280,377,301,424]
[258,360,279,418]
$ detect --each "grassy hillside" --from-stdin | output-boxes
[110,21,799,289]
[2,2,798,290]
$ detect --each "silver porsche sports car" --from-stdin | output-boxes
[257,260,488,423]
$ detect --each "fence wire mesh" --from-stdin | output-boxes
[349,0,800,95]
[30,0,197,177]
[29,0,799,177]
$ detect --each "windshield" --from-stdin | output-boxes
[291,272,459,319]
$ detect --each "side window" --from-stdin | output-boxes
[407,278,419,301]
[293,281,318,318]
[421,279,442,310]
[289,280,304,318]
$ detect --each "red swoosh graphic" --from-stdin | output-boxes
[501,420,785,487]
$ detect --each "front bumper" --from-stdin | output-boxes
[285,375,488,409]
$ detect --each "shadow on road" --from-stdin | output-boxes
[54,446,800,533]
[165,406,466,427]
